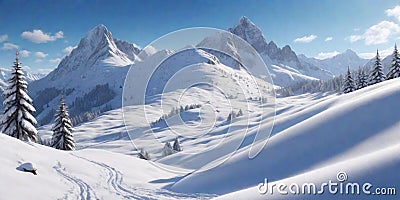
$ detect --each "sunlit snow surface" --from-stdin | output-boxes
[32,78,400,199]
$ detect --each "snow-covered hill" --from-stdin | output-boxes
[34,70,400,199]
[0,133,215,199]
[170,78,400,199]
[299,49,368,76]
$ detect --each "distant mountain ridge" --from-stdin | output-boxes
[298,49,368,76]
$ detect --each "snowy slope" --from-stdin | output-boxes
[364,53,394,74]
[0,134,215,199]
[32,76,400,199]
[169,78,400,198]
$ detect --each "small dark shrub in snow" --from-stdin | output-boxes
[138,148,151,160]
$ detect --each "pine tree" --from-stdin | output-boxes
[173,137,182,152]
[355,68,368,90]
[51,96,75,150]
[386,44,400,80]
[226,111,236,122]
[368,50,386,85]
[162,142,174,157]
[1,51,37,142]
[343,67,355,93]
[138,148,150,160]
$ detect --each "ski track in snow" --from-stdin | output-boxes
[53,162,99,200]
[72,154,214,200]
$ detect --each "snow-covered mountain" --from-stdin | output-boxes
[299,49,368,76]
[200,16,333,87]
[28,24,142,125]
[0,67,46,84]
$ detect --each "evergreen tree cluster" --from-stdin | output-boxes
[342,45,400,94]
[278,44,400,97]
[151,104,201,126]
[138,148,151,160]
[277,75,344,97]
[1,52,38,142]
[161,137,183,157]
[70,104,112,125]
[226,109,244,122]
[139,137,183,160]
[1,51,75,151]
[70,83,115,116]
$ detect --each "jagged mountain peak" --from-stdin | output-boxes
[83,24,113,46]
[228,16,268,53]
[48,24,135,81]
[239,16,251,25]
[268,41,277,48]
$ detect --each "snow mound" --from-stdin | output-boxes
[0,134,214,199]
[170,78,400,197]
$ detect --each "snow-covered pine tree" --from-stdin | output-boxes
[343,67,355,93]
[51,96,75,150]
[162,142,174,157]
[386,44,400,80]
[368,50,386,85]
[173,137,182,152]
[356,68,368,90]
[1,51,38,142]
[226,111,236,122]
[138,148,150,160]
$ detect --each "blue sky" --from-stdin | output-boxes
[0,0,400,73]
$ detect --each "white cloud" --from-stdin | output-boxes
[315,51,340,60]
[34,51,48,58]
[325,37,333,42]
[49,58,62,64]
[36,68,53,74]
[21,29,64,43]
[63,46,77,54]
[20,50,31,57]
[21,65,31,71]
[0,34,8,42]
[294,35,317,43]
[359,47,394,59]
[386,5,400,21]
[348,35,363,43]
[1,42,18,50]
[35,59,43,63]
[348,21,400,45]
